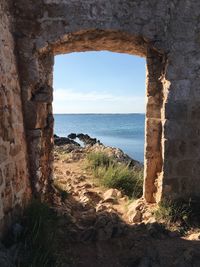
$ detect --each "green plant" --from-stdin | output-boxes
[99,164,143,198]
[19,200,59,267]
[86,152,143,198]
[155,200,191,225]
[86,152,113,170]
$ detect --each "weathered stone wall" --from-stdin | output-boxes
[0,0,199,215]
[12,0,200,203]
[0,0,30,233]
[14,0,170,203]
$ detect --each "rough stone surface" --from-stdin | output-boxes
[128,199,145,223]
[0,0,30,235]
[104,189,122,199]
[1,0,200,233]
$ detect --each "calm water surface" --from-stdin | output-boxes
[54,114,145,162]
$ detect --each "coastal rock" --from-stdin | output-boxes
[77,133,101,146]
[54,135,80,146]
[68,133,77,139]
[54,133,143,173]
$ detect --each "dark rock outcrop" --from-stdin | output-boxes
[76,133,102,146]
[68,133,77,139]
[54,133,142,168]
[54,135,80,147]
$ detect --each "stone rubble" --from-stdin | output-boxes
[51,144,200,266]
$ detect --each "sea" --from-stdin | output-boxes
[54,114,145,163]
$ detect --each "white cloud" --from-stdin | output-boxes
[53,88,145,113]
[54,88,115,102]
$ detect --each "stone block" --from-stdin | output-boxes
[190,104,200,120]
[0,169,3,187]
[165,102,188,121]
[145,118,162,152]
[3,162,15,185]
[191,159,200,177]
[0,145,7,164]
[27,129,42,139]
[176,160,194,176]
[187,140,200,157]
[146,103,161,119]
[25,101,48,129]
[167,80,191,101]
[9,144,22,157]
[163,177,180,196]
[164,139,187,158]
[162,159,175,177]
[32,85,53,103]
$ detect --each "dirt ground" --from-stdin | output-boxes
[52,146,200,267]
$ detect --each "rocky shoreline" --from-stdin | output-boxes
[54,132,101,147]
[54,133,143,169]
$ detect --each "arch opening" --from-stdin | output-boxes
[24,30,165,203]
[53,51,145,201]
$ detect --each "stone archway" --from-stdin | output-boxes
[14,0,200,203]
[50,30,166,203]
[17,29,166,203]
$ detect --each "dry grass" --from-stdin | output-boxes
[86,152,143,198]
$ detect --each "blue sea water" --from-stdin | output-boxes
[54,114,145,162]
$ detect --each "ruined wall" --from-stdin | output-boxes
[0,0,30,232]
[13,0,200,203]
[14,0,169,203]
[159,1,200,201]
[0,0,198,213]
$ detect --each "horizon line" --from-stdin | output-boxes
[53,112,145,115]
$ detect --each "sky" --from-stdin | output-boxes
[53,51,146,114]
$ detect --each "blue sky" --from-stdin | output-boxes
[53,51,146,114]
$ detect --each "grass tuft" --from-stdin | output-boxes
[155,200,191,229]
[86,152,143,198]
[155,198,200,230]
[87,152,112,169]
[18,200,59,267]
